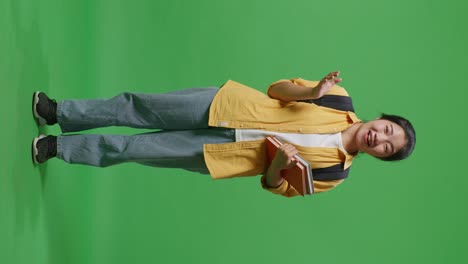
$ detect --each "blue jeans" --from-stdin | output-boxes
[56,87,235,174]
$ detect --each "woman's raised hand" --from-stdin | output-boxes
[311,71,342,99]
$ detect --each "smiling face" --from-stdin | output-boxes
[355,119,407,158]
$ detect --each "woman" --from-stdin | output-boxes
[31,71,416,197]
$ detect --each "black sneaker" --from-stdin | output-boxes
[32,135,57,164]
[33,91,57,126]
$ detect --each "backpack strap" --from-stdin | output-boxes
[298,94,355,112]
[299,94,354,181]
[312,164,350,181]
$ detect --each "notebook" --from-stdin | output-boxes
[265,136,314,196]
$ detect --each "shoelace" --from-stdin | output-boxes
[48,99,57,122]
[48,136,57,157]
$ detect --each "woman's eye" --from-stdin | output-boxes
[385,145,388,152]
[385,126,388,133]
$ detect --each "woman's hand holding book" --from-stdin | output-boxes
[264,144,298,188]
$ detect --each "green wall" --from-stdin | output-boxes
[1,0,467,263]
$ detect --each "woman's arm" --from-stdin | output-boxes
[268,71,342,102]
[264,162,284,188]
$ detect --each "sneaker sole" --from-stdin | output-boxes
[32,134,47,164]
[33,91,47,126]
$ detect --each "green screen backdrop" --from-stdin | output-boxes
[1,0,467,263]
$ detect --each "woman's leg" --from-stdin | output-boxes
[56,128,235,174]
[57,87,219,133]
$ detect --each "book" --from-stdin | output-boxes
[265,136,314,196]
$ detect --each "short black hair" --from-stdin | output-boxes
[376,114,416,161]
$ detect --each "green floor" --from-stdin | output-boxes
[1,0,468,263]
